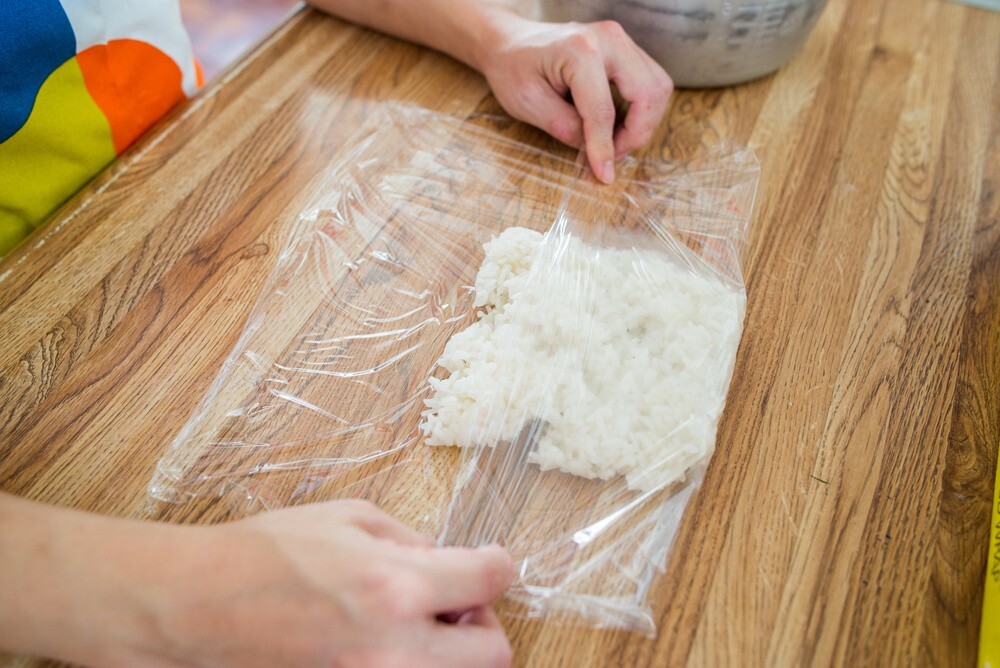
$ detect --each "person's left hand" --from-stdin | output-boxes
[476,15,673,184]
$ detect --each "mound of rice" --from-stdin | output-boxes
[420,226,745,492]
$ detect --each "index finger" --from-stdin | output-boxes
[566,53,618,183]
[339,500,435,548]
[415,544,514,613]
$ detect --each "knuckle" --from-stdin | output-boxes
[588,102,617,126]
[598,20,628,41]
[340,499,384,524]
[660,75,675,99]
[549,116,580,144]
[654,70,674,97]
[341,498,378,516]
[483,550,513,592]
[568,31,601,56]
[364,568,431,621]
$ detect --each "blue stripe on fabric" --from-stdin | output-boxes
[0,0,76,142]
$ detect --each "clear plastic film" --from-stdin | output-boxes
[149,106,759,634]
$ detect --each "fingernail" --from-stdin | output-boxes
[601,160,615,183]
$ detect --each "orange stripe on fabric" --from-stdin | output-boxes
[77,40,187,155]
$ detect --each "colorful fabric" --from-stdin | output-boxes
[0,0,202,256]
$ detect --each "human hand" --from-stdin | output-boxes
[0,494,513,668]
[304,0,671,183]
[148,500,514,667]
[477,13,674,183]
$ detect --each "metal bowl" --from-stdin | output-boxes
[538,0,828,87]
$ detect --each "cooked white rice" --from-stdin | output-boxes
[420,226,745,492]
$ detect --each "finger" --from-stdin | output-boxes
[415,544,514,612]
[564,49,618,183]
[426,622,513,668]
[459,605,503,629]
[525,88,586,149]
[607,52,673,158]
[340,500,435,548]
[612,73,672,157]
[496,80,584,149]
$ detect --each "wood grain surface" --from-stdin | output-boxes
[1,0,998,665]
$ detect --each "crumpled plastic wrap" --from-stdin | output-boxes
[149,106,759,634]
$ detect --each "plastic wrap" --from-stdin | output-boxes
[149,106,758,633]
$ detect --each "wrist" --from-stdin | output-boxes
[0,494,199,666]
[444,1,525,74]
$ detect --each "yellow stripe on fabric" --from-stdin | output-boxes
[0,57,116,256]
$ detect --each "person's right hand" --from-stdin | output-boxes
[475,13,674,184]
[305,0,673,185]
[147,500,515,668]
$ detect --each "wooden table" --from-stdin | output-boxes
[2,0,998,665]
